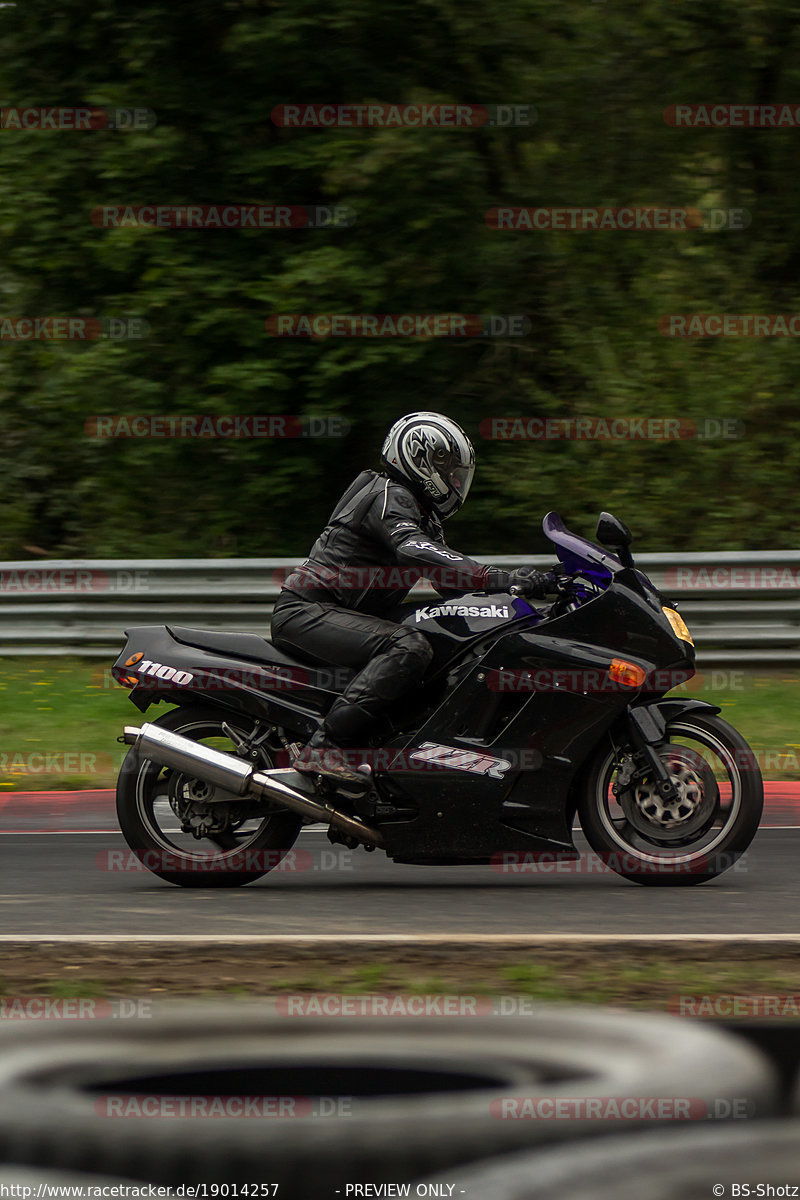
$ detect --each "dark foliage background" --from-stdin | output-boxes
[1,0,798,557]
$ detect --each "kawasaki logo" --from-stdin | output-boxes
[414,603,510,622]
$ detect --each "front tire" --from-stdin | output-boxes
[579,712,763,886]
[116,704,302,887]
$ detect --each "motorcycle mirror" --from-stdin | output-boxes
[596,512,634,567]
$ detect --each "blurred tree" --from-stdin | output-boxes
[0,0,798,557]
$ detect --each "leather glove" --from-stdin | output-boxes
[482,565,563,597]
[508,567,553,598]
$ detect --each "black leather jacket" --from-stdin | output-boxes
[280,469,512,617]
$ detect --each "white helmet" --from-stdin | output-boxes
[380,412,475,520]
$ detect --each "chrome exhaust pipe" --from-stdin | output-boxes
[123,724,385,849]
[123,724,252,793]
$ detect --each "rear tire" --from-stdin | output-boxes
[116,704,302,887]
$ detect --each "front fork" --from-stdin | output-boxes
[616,698,723,804]
[609,705,693,809]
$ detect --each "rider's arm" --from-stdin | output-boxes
[368,481,513,593]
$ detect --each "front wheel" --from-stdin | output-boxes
[116,704,303,887]
[579,712,763,886]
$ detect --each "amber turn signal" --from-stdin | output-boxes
[608,658,647,688]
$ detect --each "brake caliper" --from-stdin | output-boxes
[169,776,232,838]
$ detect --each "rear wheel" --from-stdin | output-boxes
[579,712,763,885]
[116,704,302,887]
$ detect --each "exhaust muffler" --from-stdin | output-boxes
[123,724,385,849]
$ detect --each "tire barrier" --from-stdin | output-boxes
[720,1020,800,1112]
[0,1004,778,1192]
[421,1119,800,1199]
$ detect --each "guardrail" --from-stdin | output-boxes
[0,553,799,666]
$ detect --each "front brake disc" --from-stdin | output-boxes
[618,744,720,844]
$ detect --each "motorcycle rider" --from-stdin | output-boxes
[271,412,557,784]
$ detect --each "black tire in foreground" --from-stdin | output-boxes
[0,1004,778,1191]
[720,1020,800,1112]
[422,1119,800,1199]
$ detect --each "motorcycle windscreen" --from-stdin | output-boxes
[542,511,617,586]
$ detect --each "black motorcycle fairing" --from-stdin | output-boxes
[348,577,694,859]
[112,625,351,738]
[534,575,694,669]
[370,630,650,859]
[394,577,690,691]
[373,697,614,858]
[396,590,547,674]
[627,696,722,731]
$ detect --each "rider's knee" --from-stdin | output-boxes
[390,627,434,672]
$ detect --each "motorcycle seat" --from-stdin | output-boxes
[168,625,354,682]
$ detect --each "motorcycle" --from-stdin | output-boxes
[111,511,763,887]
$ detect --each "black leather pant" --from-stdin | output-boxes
[270,591,433,744]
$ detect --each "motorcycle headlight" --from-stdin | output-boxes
[662,606,694,646]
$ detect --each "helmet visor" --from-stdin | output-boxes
[449,462,474,506]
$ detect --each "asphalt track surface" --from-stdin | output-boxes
[0,787,798,937]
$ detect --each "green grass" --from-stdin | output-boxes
[686,671,800,778]
[4,954,800,1011]
[0,658,131,789]
[0,658,796,789]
